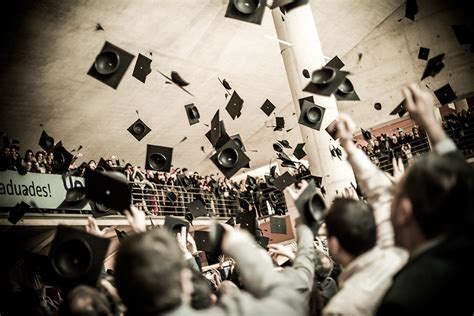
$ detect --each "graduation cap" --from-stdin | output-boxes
[230,134,246,152]
[57,187,88,210]
[127,118,151,141]
[8,201,30,224]
[274,117,285,131]
[361,128,372,142]
[218,77,232,90]
[298,100,326,131]
[374,102,382,111]
[226,91,244,120]
[239,197,251,211]
[294,180,326,231]
[421,53,445,80]
[325,119,339,140]
[325,56,345,70]
[49,225,110,288]
[96,157,113,172]
[261,99,276,116]
[164,216,190,234]
[208,110,222,147]
[186,198,208,218]
[257,236,270,249]
[166,191,178,203]
[236,210,258,236]
[225,0,267,25]
[210,139,250,179]
[84,169,131,213]
[194,230,212,253]
[87,41,135,89]
[114,229,128,243]
[157,70,193,96]
[405,0,418,21]
[51,143,73,173]
[246,175,258,190]
[303,67,349,96]
[278,140,292,149]
[265,174,277,188]
[451,25,473,46]
[145,144,173,172]
[335,78,360,101]
[389,100,408,117]
[277,152,297,168]
[434,83,457,106]
[89,201,117,218]
[302,69,311,78]
[273,142,284,152]
[184,104,200,126]
[418,47,430,60]
[270,216,287,234]
[273,171,297,191]
[132,53,152,83]
[293,143,306,160]
[39,130,55,152]
[225,217,235,226]
[298,96,314,110]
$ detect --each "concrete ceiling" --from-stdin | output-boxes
[0,0,472,175]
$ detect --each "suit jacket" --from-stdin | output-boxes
[377,235,474,316]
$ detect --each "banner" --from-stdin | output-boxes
[0,170,90,210]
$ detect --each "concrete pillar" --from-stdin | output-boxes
[454,99,469,113]
[271,5,355,203]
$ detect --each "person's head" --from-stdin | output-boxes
[391,135,398,143]
[114,229,192,315]
[60,285,112,316]
[3,146,10,156]
[88,160,96,170]
[190,269,215,309]
[314,249,333,282]
[124,163,132,172]
[24,149,34,162]
[35,151,45,163]
[325,198,377,266]
[391,152,474,252]
[216,280,240,301]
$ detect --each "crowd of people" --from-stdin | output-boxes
[2,84,473,316]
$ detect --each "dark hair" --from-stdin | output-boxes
[60,285,112,316]
[325,198,377,257]
[398,152,474,238]
[190,269,213,310]
[114,229,185,315]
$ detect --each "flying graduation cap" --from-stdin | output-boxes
[226,91,244,120]
[261,99,276,117]
[225,0,267,25]
[157,70,193,96]
[421,53,445,80]
[293,143,306,160]
[132,53,152,83]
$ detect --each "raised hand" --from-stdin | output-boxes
[402,83,436,128]
[85,217,115,237]
[386,157,405,184]
[124,204,147,233]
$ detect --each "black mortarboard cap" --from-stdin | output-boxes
[186,198,208,218]
[132,53,152,83]
[226,91,244,120]
[270,216,287,234]
[218,77,232,90]
[209,110,222,147]
[8,201,30,224]
[302,69,310,78]
[303,67,349,97]
[49,225,110,288]
[301,174,323,188]
[97,157,113,172]
[295,181,325,231]
[87,41,135,89]
[185,104,200,126]
[361,128,372,142]
[434,83,457,106]
[166,191,178,203]
[273,142,284,152]
[325,56,345,70]
[57,187,88,210]
[277,152,297,168]
[278,140,292,149]
[39,130,55,152]
[451,25,473,45]
[230,134,246,152]
[225,0,267,25]
[239,197,251,211]
[274,171,297,191]
[274,117,285,131]
[236,210,257,236]
[157,70,193,96]
[114,229,128,243]
[298,100,326,131]
[265,174,277,188]
[405,0,418,21]
[298,96,314,110]
[374,102,382,110]
[325,119,339,140]
[145,144,173,172]
[127,118,151,141]
[261,99,276,116]
[194,230,212,252]
[90,201,117,218]
[335,78,360,101]
[257,236,270,249]
[389,100,408,117]
[421,53,445,80]
[84,169,131,213]
[51,143,73,173]
[293,143,306,160]
[164,216,190,234]
[418,47,430,60]
[210,139,250,179]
